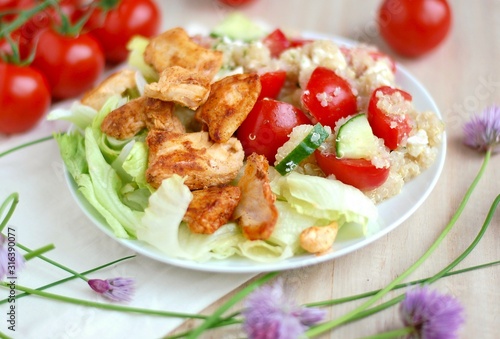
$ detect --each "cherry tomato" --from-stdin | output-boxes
[217,0,255,6]
[367,86,413,150]
[262,29,291,58]
[302,66,358,129]
[257,71,287,100]
[0,62,51,134]
[87,0,161,63]
[315,151,390,191]
[378,0,452,57]
[237,99,311,163]
[31,29,105,100]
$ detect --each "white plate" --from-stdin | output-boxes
[66,32,446,274]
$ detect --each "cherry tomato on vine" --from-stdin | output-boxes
[302,66,358,129]
[236,98,311,163]
[315,151,390,191]
[378,0,452,57]
[31,29,105,100]
[86,0,161,63]
[367,86,413,150]
[0,62,51,134]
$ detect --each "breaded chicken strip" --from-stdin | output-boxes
[195,73,261,143]
[183,186,241,234]
[101,97,184,140]
[144,66,211,110]
[233,153,278,241]
[145,130,244,190]
[81,69,137,111]
[144,27,223,80]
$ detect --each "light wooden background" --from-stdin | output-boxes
[161,1,500,338]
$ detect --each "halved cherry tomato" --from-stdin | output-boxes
[237,98,311,163]
[367,86,413,150]
[262,29,291,58]
[302,66,358,129]
[315,151,390,191]
[86,0,161,63]
[257,71,287,100]
[32,29,105,99]
[378,0,452,57]
[0,62,51,134]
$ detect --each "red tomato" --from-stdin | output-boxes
[258,71,287,100]
[378,0,452,57]
[367,86,413,150]
[217,0,255,6]
[315,151,390,191]
[0,62,51,134]
[87,0,161,63]
[32,29,105,100]
[236,99,311,163]
[302,66,358,129]
[262,29,291,58]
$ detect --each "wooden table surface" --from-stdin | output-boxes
[163,1,500,338]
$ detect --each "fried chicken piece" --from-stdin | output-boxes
[233,153,278,241]
[101,96,184,140]
[145,130,244,190]
[81,69,137,111]
[144,27,223,80]
[183,186,241,234]
[300,222,339,256]
[195,73,261,143]
[144,66,211,110]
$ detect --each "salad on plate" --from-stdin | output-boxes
[49,14,444,264]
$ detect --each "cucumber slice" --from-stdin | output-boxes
[335,114,378,159]
[275,123,329,175]
[210,13,266,41]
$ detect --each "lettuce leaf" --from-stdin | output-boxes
[137,175,193,258]
[55,132,139,238]
[271,172,378,235]
[47,102,97,131]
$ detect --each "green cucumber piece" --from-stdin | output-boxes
[210,13,266,41]
[275,123,329,175]
[335,114,378,159]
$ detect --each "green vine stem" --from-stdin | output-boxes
[0,136,54,158]
[17,243,88,281]
[0,282,208,320]
[23,243,55,261]
[0,193,19,233]
[306,149,492,337]
[0,255,135,304]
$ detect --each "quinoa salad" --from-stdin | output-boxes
[50,15,444,263]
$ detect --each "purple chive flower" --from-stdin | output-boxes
[463,105,500,153]
[242,279,326,339]
[400,285,465,339]
[88,277,134,302]
[0,234,25,280]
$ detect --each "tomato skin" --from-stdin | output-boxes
[257,71,287,100]
[31,29,105,100]
[0,63,51,134]
[217,0,255,6]
[302,66,358,129]
[378,0,452,57]
[262,29,291,58]
[315,151,390,191]
[367,86,413,150]
[237,99,311,163]
[88,0,161,63]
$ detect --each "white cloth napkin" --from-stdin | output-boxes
[0,101,255,338]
